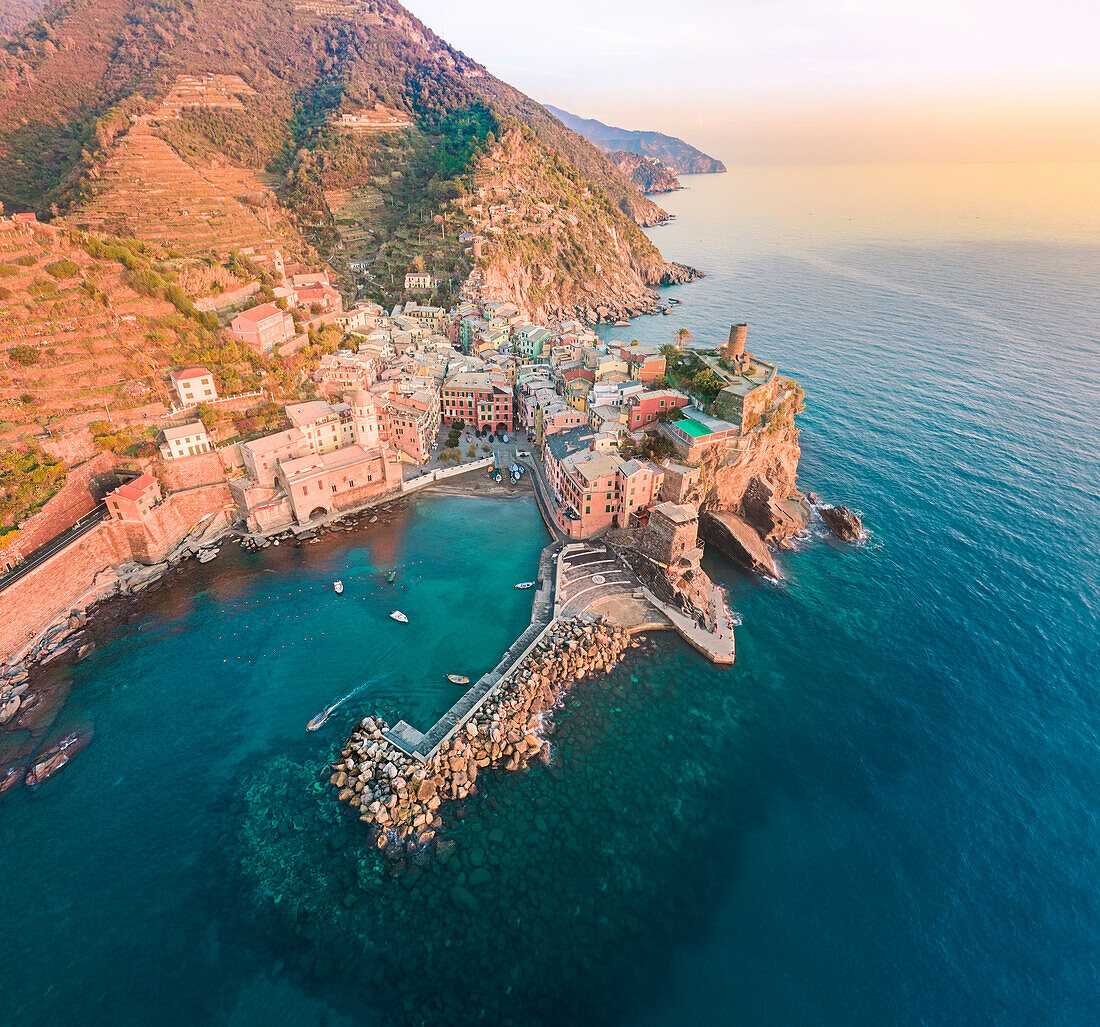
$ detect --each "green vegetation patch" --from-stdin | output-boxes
[0,446,67,532]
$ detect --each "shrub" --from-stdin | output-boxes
[0,286,10,302]
[46,259,79,279]
[0,264,16,278]
[8,345,39,365]
[15,256,36,267]
[128,267,166,297]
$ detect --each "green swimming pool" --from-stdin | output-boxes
[674,417,713,438]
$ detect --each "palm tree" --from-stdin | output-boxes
[675,327,693,349]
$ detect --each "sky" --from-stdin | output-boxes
[407,0,1100,164]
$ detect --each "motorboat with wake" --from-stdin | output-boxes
[307,706,336,731]
[390,610,408,623]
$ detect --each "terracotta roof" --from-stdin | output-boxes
[172,367,211,381]
[233,302,283,325]
[112,472,158,501]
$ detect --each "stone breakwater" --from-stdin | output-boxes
[333,617,632,857]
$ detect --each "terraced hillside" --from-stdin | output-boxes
[0,0,684,320]
[0,218,272,443]
[70,126,304,262]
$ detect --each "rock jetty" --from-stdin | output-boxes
[333,618,631,857]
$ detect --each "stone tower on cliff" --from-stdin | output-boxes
[722,323,751,370]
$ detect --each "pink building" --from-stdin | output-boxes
[106,473,162,522]
[441,371,513,433]
[240,428,307,487]
[384,391,440,464]
[277,445,401,524]
[543,429,663,538]
[624,389,689,431]
[230,302,296,353]
[293,283,343,313]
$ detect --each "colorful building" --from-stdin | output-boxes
[543,428,663,538]
[441,371,514,433]
[159,421,211,460]
[106,473,162,523]
[230,302,296,353]
[623,389,689,430]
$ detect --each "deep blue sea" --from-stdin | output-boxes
[2,164,1099,1025]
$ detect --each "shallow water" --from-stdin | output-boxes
[3,165,1100,1025]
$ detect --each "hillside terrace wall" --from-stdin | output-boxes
[156,451,228,492]
[0,451,119,569]
[121,482,234,563]
[194,282,259,312]
[38,428,97,464]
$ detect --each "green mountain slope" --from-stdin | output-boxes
[0,0,688,325]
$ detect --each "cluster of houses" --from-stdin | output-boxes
[148,258,790,538]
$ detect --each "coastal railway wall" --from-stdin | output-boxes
[0,482,235,660]
[0,521,131,660]
[0,452,119,570]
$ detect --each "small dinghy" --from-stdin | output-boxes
[514,581,535,590]
[390,610,408,623]
[447,674,470,685]
[333,580,344,594]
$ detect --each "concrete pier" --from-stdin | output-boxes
[384,542,559,761]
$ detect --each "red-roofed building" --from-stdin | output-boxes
[441,371,513,433]
[170,367,217,406]
[230,302,296,353]
[105,473,162,522]
[293,283,343,314]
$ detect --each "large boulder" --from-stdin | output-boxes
[701,510,779,578]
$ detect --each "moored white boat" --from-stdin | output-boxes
[333,580,344,594]
[389,610,408,623]
[514,581,535,590]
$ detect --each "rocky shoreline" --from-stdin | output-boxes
[333,617,633,862]
[549,263,702,326]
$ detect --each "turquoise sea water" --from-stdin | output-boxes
[2,164,1100,1025]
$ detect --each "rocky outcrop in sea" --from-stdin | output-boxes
[819,504,864,542]
[334,618,632,857]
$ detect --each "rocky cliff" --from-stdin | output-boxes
[669,421,806,545]
[474,127,697,324]
[607,151,682,195]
